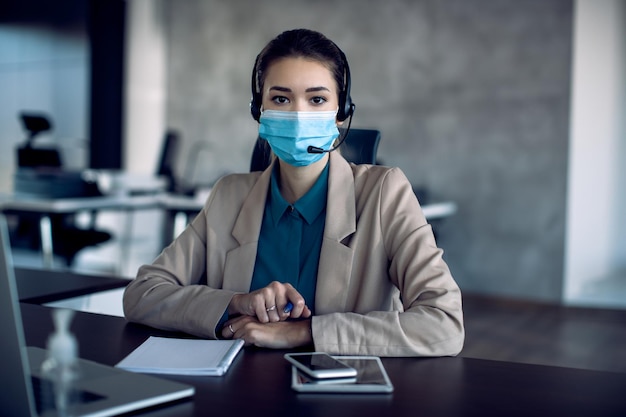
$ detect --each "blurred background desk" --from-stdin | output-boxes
[3,168,168,272]
[2,188,454,275]
[0,193,161,271]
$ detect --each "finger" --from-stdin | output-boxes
[285,298,309,318]
[247,292,271,322]
[224,315,256,338]
[282,287,307,316]
[265,303,281,323]
[256,297,283,323]
[255,303,270,323]
[262,283,287,322]
[221,323,236,339]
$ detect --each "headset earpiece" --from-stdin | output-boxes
[250,54,262,122]
[336,49,354,122]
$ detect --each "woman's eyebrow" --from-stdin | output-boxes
[269,86,291,92]
[268,86,331,93]
[305,86,331,93]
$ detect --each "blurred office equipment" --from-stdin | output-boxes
[16,113,61,168]
[9,112,112,267]
[14,112,101,198]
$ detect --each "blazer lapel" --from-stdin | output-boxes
[221,154,357,308]
[315,152,356,314]
[221,163,273,292]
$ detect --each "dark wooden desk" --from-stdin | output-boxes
[16,267,128,304]
[20,303,626,417]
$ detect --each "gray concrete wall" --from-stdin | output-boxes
[164,0,573,302]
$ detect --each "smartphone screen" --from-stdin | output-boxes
[284,353,357,379]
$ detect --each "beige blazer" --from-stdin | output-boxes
[123,152,464,357]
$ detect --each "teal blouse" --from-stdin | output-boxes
[249,162,329,312]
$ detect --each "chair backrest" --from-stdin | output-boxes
[340,128,381,165]
[249,128,381,172]
[156,130,181,191]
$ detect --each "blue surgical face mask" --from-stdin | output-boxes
[259,110,339,167]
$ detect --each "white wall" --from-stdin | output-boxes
[564,0,626,306]
[123,0,167,174]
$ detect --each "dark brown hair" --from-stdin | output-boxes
[250,28,353,122]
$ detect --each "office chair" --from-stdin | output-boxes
[156,129,182,192]
[340,128,381,165]
[156,129,204,196]
[249,128,382,172]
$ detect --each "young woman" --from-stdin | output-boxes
[123,29,464,357]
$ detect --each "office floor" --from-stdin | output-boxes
[14,211,626,375]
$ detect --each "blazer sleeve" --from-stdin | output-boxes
[122,180,238,339]
[312,167,465,357]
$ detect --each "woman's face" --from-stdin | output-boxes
[261,57,339,113]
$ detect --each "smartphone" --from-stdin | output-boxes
[284,353,357,379]
[294,372,357,385]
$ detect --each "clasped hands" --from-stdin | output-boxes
[221,281,313,349]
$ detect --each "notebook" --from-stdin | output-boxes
[116,336,244,376]
[0,214,195,417]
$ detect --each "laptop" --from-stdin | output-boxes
[0,214,194,416]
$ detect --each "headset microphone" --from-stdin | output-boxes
[307,146,327,154]
[307,142,340,154]
[307,103,356,154]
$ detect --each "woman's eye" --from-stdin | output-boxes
[311,96,328,105]
[271,96,290,104]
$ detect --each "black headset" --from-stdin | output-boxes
[250,46,355,123]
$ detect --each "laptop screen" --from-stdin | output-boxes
[0,214,39,416]
[0,214,194,417]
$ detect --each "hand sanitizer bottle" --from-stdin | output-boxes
[41,308,80,416]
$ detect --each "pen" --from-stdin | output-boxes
[284,302,293,314]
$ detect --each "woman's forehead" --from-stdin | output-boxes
[263,57,337,92]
